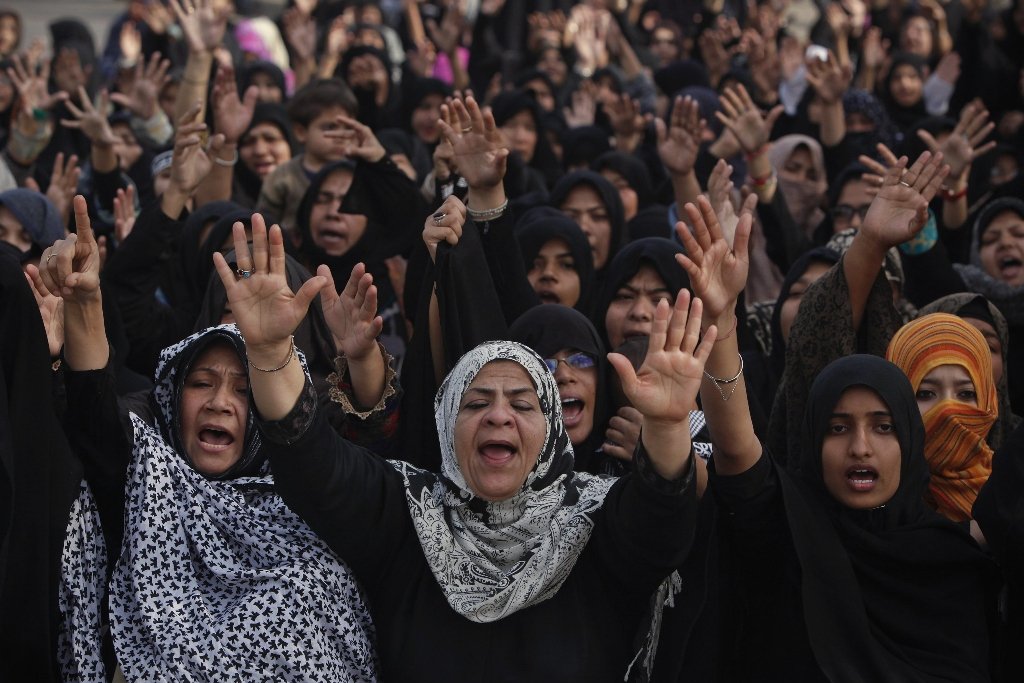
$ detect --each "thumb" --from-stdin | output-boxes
[765,104,784,130]
[654,117,666,145]
[607,352,638,391]
[24,176,39,192]
[916,128,938,152]
[293,274,329,314]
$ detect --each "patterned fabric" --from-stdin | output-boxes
[886,314,998,521]
[58,483,109,683]
[388,341,617,623]
[65,326,379,682]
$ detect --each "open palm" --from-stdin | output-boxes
[213,214,327,351]
[319,262,383,361]
[861,151,948,249]
[675,196,751,322]
[437,95,508,190]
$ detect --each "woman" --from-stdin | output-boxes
[516,207,595,313]
[886,313,998,521]
[549,170,626,275]
[594,237,687,351]
[234,103,295,208]
[592,151,657,223]
[490,90,561,190]
[675,196,994,681]
[881,53,929,136]
[222,210,710,681]
[508,304,610,474]
[767,135,828,241]
[43,199,393,680]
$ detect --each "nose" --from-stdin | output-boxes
[553,361,574,384]
[628,297,653,322]
[849,211,863,229]
[483,399,515,426]
[540,260,558,281]
[206,384,236,414]
[849,424,872,458]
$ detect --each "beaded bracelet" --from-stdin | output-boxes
[467,198,509,221]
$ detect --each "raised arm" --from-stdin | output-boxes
[656,95,703,215]
[676,196,761,475]
[212,215,328,420]
[607,290,716,480]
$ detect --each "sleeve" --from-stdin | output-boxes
[588,444,699,591]
[101,200,194,376]
[767,257,902,464]
[91,166,129,217]
[324,344,403,457]
[260,379,414,585]
[900,238,970,309]
[476,209,541,325]
[708,449,785,545]
[62,359,133,556]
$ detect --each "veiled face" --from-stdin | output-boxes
[820,386,902,509]
[179,343,249,476]
[454,361,546,501]
[914,364,978,414]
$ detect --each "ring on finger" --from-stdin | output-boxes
[45,251,56,264]
[461,126,473,133]
[235,267,254,279]
[899,180,912,188]
[433,211,447,225]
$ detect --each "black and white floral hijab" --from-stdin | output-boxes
[390,340,617,623]
[60,325,378,683]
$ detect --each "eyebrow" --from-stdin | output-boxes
[192,366,248,379]
[918,378,975,386]
[829,410,892,418]
[464,386,535,398]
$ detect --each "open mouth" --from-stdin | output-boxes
[478,440,516,465]
[317,225,349,249]
[561,398,585,427]
[198,427,235,451]
[537,289,561,304]
[846,465,878,491]
[998,256,1022,281]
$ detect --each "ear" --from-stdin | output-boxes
[293,123,308,144]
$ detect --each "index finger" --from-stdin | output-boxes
[72,195,95,245]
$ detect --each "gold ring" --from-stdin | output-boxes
[899,181,911,188]
[45,252,56,264]
[461,126,473,133]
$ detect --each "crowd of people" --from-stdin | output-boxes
[1,0,1023,680]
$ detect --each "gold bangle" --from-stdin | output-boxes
[248,337,296,373]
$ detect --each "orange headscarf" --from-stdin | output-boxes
[886,313,998,521]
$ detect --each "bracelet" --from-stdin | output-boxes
[713,316,738,342]
[703,353,744,402]
[466,197,509,221]
[744,142,770,161]
[214,147,239,167]
[940,184,968,201]
[181,75,207,85]
[750,171,775,188]
[248,337,296,373]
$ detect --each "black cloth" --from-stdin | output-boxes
[232,104,295,207]
[714,355,995,682]
[508,305,609,473]
[0,245,82,681]
[973,420,1024,682]
[516,207,595,315]
[264,400,699,683]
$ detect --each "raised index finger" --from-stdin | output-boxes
[72,195,95,245]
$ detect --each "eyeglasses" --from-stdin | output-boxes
[831,204,871,222]
[544,352,596,373]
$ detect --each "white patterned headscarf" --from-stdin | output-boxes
[60,326,379,683]
[390,341,616,623]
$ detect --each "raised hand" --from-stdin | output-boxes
[211,63,258,144]
[61,87,119,147]
[563,82,597,128]
[602,406,642,463]
[170,102,225,196]
[806,49,853,104]
[323,115,386,163]
[858,141,901,196]
[8,52,68,115]
[110,51,171,120]
[608,290,717,427]
[24,152,80,227]
[423,194,467,262]
[860,27,889,70]
[113,185,137,243]
[24,265,64,357]
[860,151,949,248]
[716,83,783,155]
[705,159,757,247]
[916,100,995,180]
[426,2,465,57]
[436,95,508,191]
[656,95,703,177]
[119,20,143,65]
[212,214,328,353]
[281,7,317,62]
[170,0,226,53]
[675,195,751,324]
[319,262,383,361]
[38,195,101,304]
[605,94,649,152]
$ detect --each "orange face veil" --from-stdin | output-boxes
[886,313,998,522]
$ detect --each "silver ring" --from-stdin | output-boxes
[45,252,56,264]
[236,267,254,279]
[432,211,447,225]
[899,180,911,188]
[461,126,472,133]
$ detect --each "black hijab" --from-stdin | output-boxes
[516,206,595,315]
[592,237,688,349]
[178,204,251,312]
[233,103,295,206]
[882,53,929,136]
[338,45,401,130]
[592,150,656,209]
[490,90,562,188]
[508,305,609,474]
[549,170,626,277]
[779,355,994,682]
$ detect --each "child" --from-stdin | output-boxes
[256,78,358,235]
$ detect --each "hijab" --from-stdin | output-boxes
[176,202,248,312]
[886,314,998,521]
[0,189,64,259]
[882,53,929,136]
[105,326,378,681]
[593,238,688,350]
[490,90,562,188]
[233,103,295,206]
[767,135,827,239]
[955,197,1024,325]
[592,151,656,210]
[508,306,609,474]
[549,170,627,276]
[387,341,616,623]
[918,293,1020,448]
[779,355,993,682]
[516,207,596,314]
